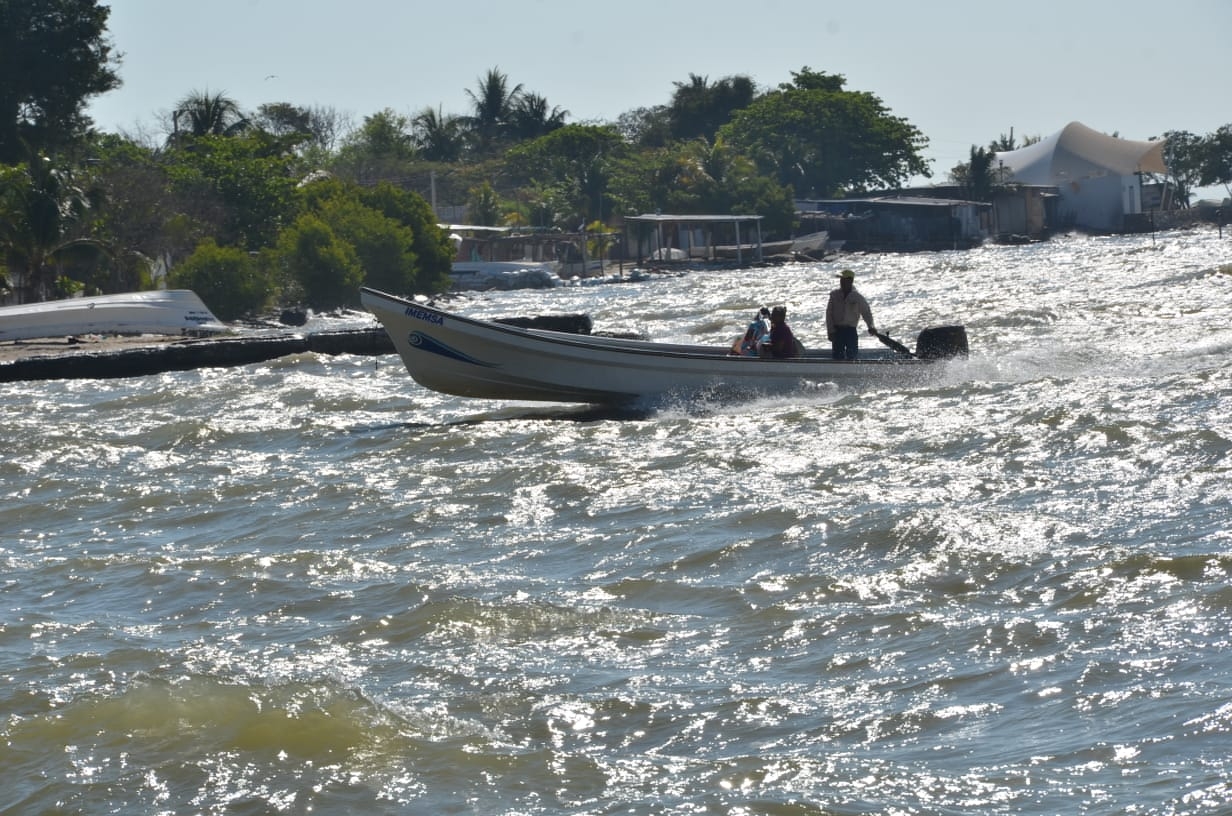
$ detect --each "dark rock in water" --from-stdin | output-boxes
[495,314,593,334]
[280,308,309,326]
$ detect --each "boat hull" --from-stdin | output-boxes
[361,288,954,406]
[0,290,227,342]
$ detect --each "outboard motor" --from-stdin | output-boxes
[915,325,969,359]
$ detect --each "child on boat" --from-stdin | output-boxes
[730,307,771,356]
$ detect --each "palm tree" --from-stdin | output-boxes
[668,73,755,142]
[0,154,106,302]
[412,106,466,162]
[172,90,250,139]
[466,181,501,226]
[463,68,523,153]
[508,93,568,141]
[678,137,750,190]
[668,73,712,141]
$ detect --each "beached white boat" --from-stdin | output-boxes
[0,290,228,342]
[361,287,967,406]
[714,230,829,259]
[449,260,562,291]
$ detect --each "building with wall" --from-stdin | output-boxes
[994,122,1167,232]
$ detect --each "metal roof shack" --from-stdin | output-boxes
[622,213,766,265]
[797,196,990,252]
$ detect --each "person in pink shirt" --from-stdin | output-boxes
[761,305,799,359]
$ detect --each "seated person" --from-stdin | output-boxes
[730,307,771,356]
[760,305,799,359]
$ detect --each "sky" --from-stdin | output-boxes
[88,0,1231,197]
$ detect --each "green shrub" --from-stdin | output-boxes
[273,214,364,309]
[168,239,275,320]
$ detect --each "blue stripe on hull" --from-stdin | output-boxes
[409,331,497,368]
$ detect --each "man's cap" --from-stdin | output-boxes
[839,269,855,280]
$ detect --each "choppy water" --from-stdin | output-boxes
[2,229,1231,815]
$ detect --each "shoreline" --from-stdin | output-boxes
[0,328,395,383]
[0,311,595,382]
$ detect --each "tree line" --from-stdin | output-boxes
[3,1,1227,320]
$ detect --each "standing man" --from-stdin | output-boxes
[826,269,877,360]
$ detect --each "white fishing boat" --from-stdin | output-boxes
[449,259,563,291]
[715,230,830,259]
[0,290,228,342]
[360,287,967,406]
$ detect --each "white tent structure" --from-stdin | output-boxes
[995,121,1167,232]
